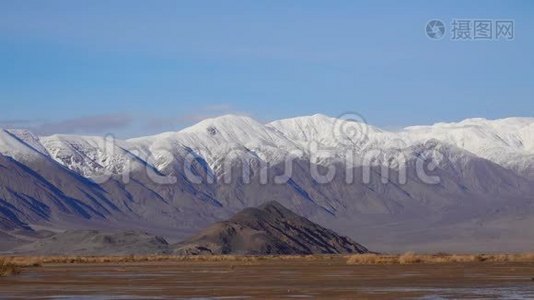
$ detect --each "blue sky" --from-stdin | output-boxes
[1,0,533,137]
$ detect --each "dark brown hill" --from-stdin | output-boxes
[173,201,369,255]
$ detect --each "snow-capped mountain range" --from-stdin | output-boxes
[1,114,534,252]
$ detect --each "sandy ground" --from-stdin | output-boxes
[1,258,534,299]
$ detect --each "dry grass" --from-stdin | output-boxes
[0,254,336,266]
[346,252,534,265]
[344,254,399,265]
[0,258,21,277]
[0,256,43,277]
[2,252,534,273]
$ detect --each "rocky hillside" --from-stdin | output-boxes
[174,201,369,255]
[11,230,171,255]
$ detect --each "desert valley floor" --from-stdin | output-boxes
[2,258,534,299]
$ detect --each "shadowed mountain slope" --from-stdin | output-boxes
[1,115,534,252]
[11,230,171,255]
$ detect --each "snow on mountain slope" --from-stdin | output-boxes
[401,117,534,177]
[267,114,409,166]
[1,114,534,252]
[403,139,532,194]
[40,134,150,179]
[0,129,50,162]
[402,117,534,154]
[2,115,533,180]
[268,114,388,148]
[130,115,303,171]
[267,115,534,178]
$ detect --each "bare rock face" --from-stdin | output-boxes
[173,201,369,255]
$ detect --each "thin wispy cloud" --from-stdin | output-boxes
[38,114,133,135]
[0,119,35,127]
[0,114,133,136]
[0,106,252,137]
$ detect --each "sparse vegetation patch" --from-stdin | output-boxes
[346,252,534,265]
[0,258,20,277]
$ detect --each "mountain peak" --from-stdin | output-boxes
[180,114,259,133]
[172,114,298,164]
[178,114,274,142]
[0,128,50,160]
[258,200,289,210]
[257,200,296,217]
[269,114,336,126]
[173,201,369,255]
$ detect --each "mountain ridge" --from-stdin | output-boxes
[3,115,533,176]
[1,114,534,252]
